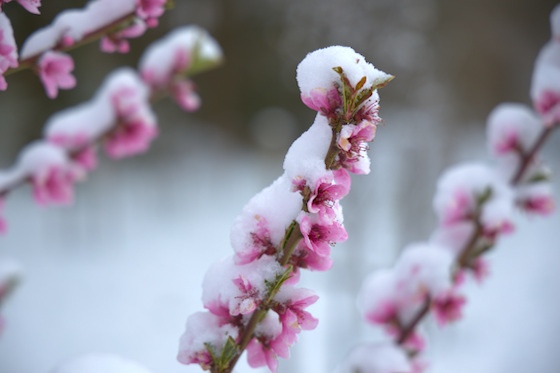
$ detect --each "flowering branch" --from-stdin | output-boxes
[0,25,223,234]
[339,6,560,373]
[177,46,393,373]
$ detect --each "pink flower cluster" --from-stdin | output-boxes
[0,27,222,234]
[178,46,392,373]
[350,6,560,372]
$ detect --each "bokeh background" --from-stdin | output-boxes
[1,0,560,372]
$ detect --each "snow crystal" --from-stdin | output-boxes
[20,0,136,59]
[296,45,391,99]
[50,353,153,373]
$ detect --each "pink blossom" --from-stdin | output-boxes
[300,87,342,118]
[230,275,259,316]
[471,257,490,283]
[0,30,16,67]
[533,90,560,127]
[48,133,98,172]
[100,20,147,54]
[338,120,376,153]
[32,165,77,206]
[432,290,467,327]
[307,169,351,222]
[337,121,377,174]
[364,300,398,325]
[247,339,279,373]
[104,87,158,159]
[37,51,76,99]
[353,98,381,123]
[177,311,238,370]
[441,188,472,226]
[289,246,333,272]
[104,119,158,159]
[520,192,555,215]
[170,79,201,112]
[135,0,166,26]
[234,216,276,264]
[299,213,348,257]
[273,287,319,347]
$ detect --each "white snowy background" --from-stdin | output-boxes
[1,1,560,373]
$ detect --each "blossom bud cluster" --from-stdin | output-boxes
[177,46,393,373]
[0,25,223,233]
[0,0,169,97]
[343,6,560,373]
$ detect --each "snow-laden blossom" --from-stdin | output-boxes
[358,243,454,348]
[293,168,351,222]
[37,51,76,99]
[531,7,560,126]
[202,255,283,320]
[273,286,319,348]
[0,0,41,14]
[338,120,377,174]
[177,311,239,369]
[170,79,201,112]
[139,25,222,110]
[44,68,157,161]
[104,90,158,159]
[135,0,166,28]
[432,289,467,327]
[50,353,153,373]
[300,87,342,118]
[0,13,18,91]
[246,311,284,372]
[296,46,392,117]
[333,342,412,373]
[516,182,555,216]
[49,133,98,172]
[15,142,81,206]
[230,175,302,265]
[298,212,347,258]
[486,103,542,157]
[433,163,515,237]
[100,19,147,54]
